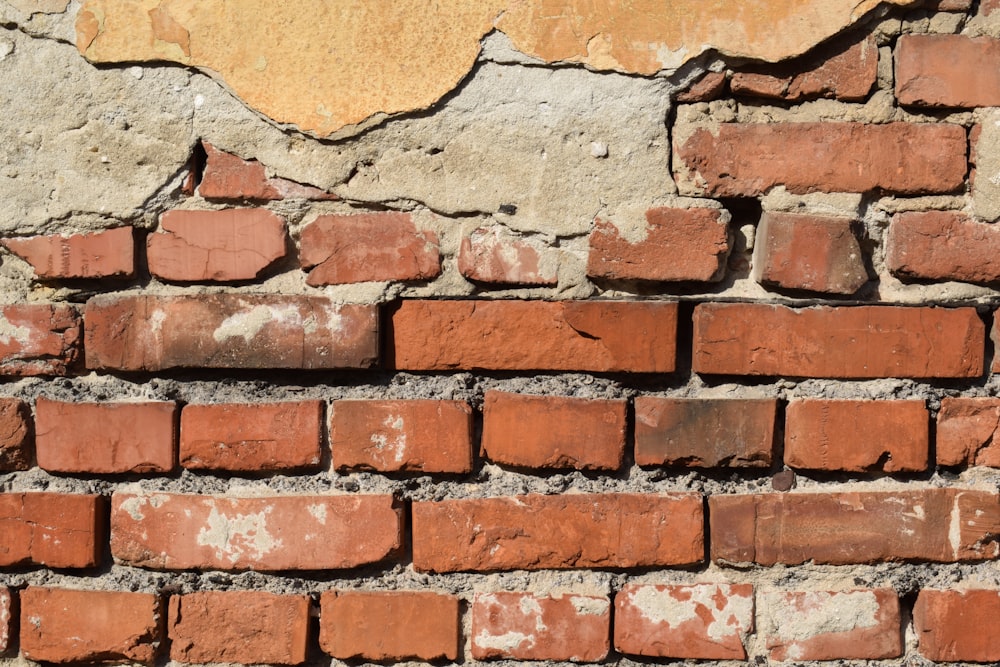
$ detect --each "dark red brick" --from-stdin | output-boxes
[0,493,103,568]
[914,589,1000,662]
[0,304,80,376]
[0,398,31,471]
[887,211,1000,285]
[896,34,1000,107]
[937,397,1000,467]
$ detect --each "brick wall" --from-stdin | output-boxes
[5,1,1000,665]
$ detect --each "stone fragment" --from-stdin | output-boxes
[937,398,1000,467]
[299,213,440,285]
[0,493,103,568]
[147,209,287,282]
[587,207,729,282]
[0,398,31,471]
[887,211,1000,284]
[914,589,1000,662]
[458,225,558,286]
[676,71,727,102]
[753,211,867,294]
[0,588,10,655]
[199,142,333,200]
[0,304,80,376]
[896,34,1000,107]
[2,227,134,279]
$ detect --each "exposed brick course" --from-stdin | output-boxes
[2,227,134,279]
[0,493,103,568]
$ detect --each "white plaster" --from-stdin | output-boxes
[628,584,752,641]
[196,505,283,564]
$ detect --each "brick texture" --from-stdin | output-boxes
[0,304,80,376]
[937,397,1000,467]
[19,587,162,665]
[614,584,753,659]
[300,213,440,285]
[784,399,928,472]
[458,225,558,286]
[587,207,729,282]
[320,591,459,661]
[330,399,472,473]
[0,398,31,471]
[390,300,677,372]
[481,391,626,470]
[471,592,610,661]
[199,141,333,201]
[85,294,378,370]
[180,401,322,471]
[0,493,103,568]
[676,70,727,102]
[896,34,1000,107]
[887,211,1000,285]
[710,489,1000,565]
[169,591,310,665]
[914,589,1000,662]
[412,493,703,572]
[2,226,134,279]
[693,303,984,378]
[111,492,403,571]
[35,398,177,474]
[674,122,966,196]
[634,397,776,468]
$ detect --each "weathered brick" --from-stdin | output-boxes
[35,398,176,474]
[458,225,558,286]
[634,397,776,468]
[330,399,472,473]
[693,303,984,379]
[199,141,334,201]
[587,207,729,282]
[412,493,703,572]
[676,70,727,102]
[147,209,287,282]
[0,588,10,655]
[674,122,966,196]
[926,0,973,9]
[85,294,378,371]
[710,489,1000,565]
[300,213,440,285]
[0,304,80,376]
[169,591,309,665]
[784,399,928,472]
[19,587,162,665]
[887,211,1000,284]
[614,584,753,660]
[731,34,877,102]
[937,397,1000,467]
[763,589,901,661]
[390,300,677,372]
[111,492,402,571]
[472,592,610,661]
[914,589,1000,662]
[481,391,625,470]
[180,401,322,471]
[2,227,134,279]
[320,591,459,661]
[0,399,31,471]
[0,493,103,568]
[752,211,868,295]
[896,34,1000,107]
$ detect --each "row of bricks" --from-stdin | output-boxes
[4,394,1000,475]
[4,488,998,571]
[1,584,993,664]
[1,297,992,377]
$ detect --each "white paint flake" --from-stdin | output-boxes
[195,505,283,563]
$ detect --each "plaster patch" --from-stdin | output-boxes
[195,505,283,564]
[307,503,327,525]
[570,596,610,616]
[474,630,534,651]
[764,590,880,643]
[628,584,752,641]
[212,304,303,343]
[0,318,31,346]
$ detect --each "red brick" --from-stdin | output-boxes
[635,397,776,468]
[0,399,30,471]
[2,227,134,279]
[937,397,1000,467]
[111,492,402,571]
[693,303,984,379]
[320,591,459,661]
[710,488,1000,565]
[752,211,868,294]
[19,587,162,665]
[731,34,877,102]
[390,300,677,372]
[35,398,176,474]
[412,493,703,572]
[300,213,440,285]
[472,592,610,661]
[147,209,287,282]
[85,294,378,371]
[784,399,928,472]
[482,391,625,470]
[0,304,80,376]
[896,34,1000,107]
[0,493,103,568]
[676,70,727,102]
[587,207,729,282]
[0,588,10,655]
[614,583,753,659]
[180,401,322,471]
[198,141,334,201]
[887,211,1000,284]
[763,589,901,661]
[330,399,472,473]
[169,591,309,665]
[674,122,966,196]
[458,225,558,286]
[914,589,1000,662]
